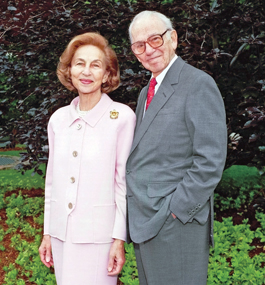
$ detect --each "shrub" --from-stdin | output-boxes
[0,0,264,174]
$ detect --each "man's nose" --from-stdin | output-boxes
[145,42,156,55]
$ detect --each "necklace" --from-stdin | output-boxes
[77,102,90,118]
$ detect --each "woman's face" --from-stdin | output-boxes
[70,44,109,97]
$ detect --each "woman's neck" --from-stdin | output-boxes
[78,92,102,111]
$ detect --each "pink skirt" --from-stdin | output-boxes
[51,216,118,285]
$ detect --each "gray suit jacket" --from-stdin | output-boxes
[126,57,227,245]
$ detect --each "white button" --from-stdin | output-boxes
[70,177,75,183]
[77,124,82,130]
[73,151,78,157]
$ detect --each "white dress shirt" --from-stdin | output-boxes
[143,54,178,116]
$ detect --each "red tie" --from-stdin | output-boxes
[146,78,157,110]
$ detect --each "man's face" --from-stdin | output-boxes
[130,16,178,77]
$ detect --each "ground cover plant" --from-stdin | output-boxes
[0,165,54,284]
[0,150,265,284]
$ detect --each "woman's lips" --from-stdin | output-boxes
[80,79,92,84]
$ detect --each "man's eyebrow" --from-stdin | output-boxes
[135,32,162,42]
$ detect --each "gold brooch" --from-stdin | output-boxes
[110,109,119,119]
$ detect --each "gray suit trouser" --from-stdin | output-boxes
[133,214,210,285]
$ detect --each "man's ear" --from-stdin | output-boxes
[170,30,178,50]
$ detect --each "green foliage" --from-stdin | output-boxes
[120,243,139,285]
[4,264,19,284]
[254,212,265,242]
[4,193,43,234]
[120,216,265,285]
[0,0,264,172]
[208,218,265,285]
[0,151,21,157]
[0,166,45,191]
[220,165,262,187]
[215,165,263,211]
[0,173,53,284]
[3,234,56,285]
[0,156,265,284]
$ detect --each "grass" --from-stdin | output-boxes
[0,151,22,157]
[0,166,45,192]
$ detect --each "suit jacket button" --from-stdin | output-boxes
[126,170,130,174]
[70,177,75,183]
[68,203,73,209]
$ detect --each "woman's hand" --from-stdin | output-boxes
[107,239,125,276]
[39,235,54,268]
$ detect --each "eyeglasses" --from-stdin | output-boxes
[131,29,171,55]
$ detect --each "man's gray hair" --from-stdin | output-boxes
[129,11,173,43]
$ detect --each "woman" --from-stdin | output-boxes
[39,32,136,284]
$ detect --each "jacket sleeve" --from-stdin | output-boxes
[112,107,136,241]
[43,118,55,235]
[169,73,227,224]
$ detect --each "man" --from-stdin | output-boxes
[126,11,227,285]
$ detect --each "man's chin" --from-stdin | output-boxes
[146,65,164,77]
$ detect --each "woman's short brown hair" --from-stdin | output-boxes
[57,32,120,94]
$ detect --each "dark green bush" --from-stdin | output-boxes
[1,0,264,174]
[215,165,264,211]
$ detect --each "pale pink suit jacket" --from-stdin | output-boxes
[43,94,136,243]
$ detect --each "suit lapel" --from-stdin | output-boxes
[134,86,148,132]
[129,57,185,155]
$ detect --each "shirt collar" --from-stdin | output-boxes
[143,54,178,116]
[154,54,178,91]
[68,93,113,127]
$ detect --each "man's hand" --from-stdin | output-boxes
[39,235,54,268]
[107,239,125,276]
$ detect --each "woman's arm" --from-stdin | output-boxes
[112,107,136,241]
